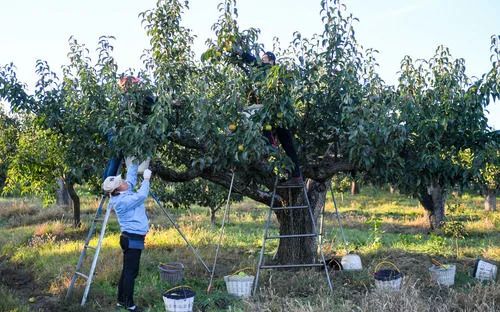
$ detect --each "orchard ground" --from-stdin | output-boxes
[0,186,499,311]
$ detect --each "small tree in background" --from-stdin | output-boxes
[0,37,123,226]
[0,107,19,192]
[3,121,65,206]
[474,142,499,211]
[154,178,242,226]
[394,39,499,229]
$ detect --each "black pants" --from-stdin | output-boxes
[118,234,143,307]
[263,127,301,177]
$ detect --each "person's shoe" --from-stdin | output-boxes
[116,302,125,309]
[125,305,142,312]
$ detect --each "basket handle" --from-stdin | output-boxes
[431,258,444,268]
[165,285,192,296]
[374,261,400,273]
[160,262,184,269]
[231,266,254,276]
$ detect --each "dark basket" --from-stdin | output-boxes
[374,269,403,291]
[159,262,184,284]
[374,269,402,282]
[163,287,195,300]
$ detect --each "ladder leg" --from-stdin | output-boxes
[253,177,279,295]
[150,192,211,274]
[81,202,112,306]
[207,171,235,292]
[66,196,107,301]
[317,195,326,255]
[330,185,347,246]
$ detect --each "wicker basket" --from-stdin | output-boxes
[373,261,403,291]
[159,262,184,284]
[429,264,456,286]
[224,268,255,298]
[163,286,195,312]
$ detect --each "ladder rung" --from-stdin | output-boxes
[260,263,324,269]
[75,272,89,280]
[271,205,309,210]
[266,233,317,239]
[85,245,96,250]
[276,184,304,189]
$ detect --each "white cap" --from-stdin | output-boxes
[102,175,123,193]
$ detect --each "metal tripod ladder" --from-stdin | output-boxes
[253,177,333,294]
[65,195,113,306]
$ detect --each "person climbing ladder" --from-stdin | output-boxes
[233,49,302,185]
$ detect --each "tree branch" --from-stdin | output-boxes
[152,161,204,182]
[167,130,206,152]
[304,156,354,181]
[201,169,276,206]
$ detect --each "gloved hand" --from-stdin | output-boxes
[143,169,152,180]
[125,156,136,168]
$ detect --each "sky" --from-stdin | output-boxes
[1,0,499,128]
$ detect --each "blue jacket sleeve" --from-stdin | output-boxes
[126,163,138,189]
[122,179,150,208]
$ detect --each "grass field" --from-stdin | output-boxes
[0,186,499,311]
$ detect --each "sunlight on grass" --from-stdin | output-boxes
[1,189,499,311]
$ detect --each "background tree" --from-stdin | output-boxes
[154,178,242,226]
[3,121,65,206]
[0,37,124,225]
[0,107,19,192]
[473,142,499,211]
[394,40,499,229]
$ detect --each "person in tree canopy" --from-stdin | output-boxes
[102,159,152,312]
[102,76,155,181]
[234,50,302,185]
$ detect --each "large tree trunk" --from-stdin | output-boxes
[274,179,327,264]
[484,188,496,212]
[351,180,359,195]
[56,177,71,208]
[66,182,81,227]
[418,184,446,230]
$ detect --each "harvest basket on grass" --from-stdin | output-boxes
[159,262,184,284]
[373,261,403,291]
[429,259,456,286]
[224,267,255,298]
[163,286,195,312]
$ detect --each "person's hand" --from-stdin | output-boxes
[143,169,152,180]
[246,104,263,111]
[125,156,136,168]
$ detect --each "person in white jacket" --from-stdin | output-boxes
[102,160,151,312]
